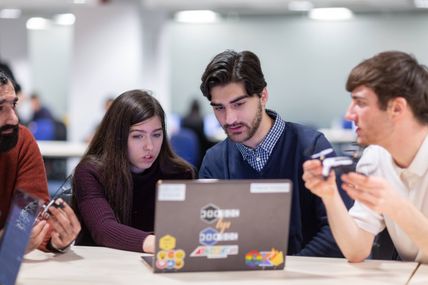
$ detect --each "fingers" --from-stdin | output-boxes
[143,235,155,253]
[341,173,388,212]
[47,199,81,248]
[303,159,337,182]
[61,200,81,231]
[341,173,382,197]
[342,182,369,199]
[303,159,322,172]
[343,183,383,212]
[342,172,369,186]
[303,159,338,198]
[303,161,323,193]
[342,173,371,198]
[302,160,322,181]
[27,220,50,253]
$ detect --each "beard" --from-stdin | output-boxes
[223,100,263,144]
[0,124,19,153]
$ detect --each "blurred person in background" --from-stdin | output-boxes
[180,98,211,169]
[85,96,115,143]
[29,93,54,122]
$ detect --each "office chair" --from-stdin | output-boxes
[29,119,56,141]
[170,128,200,167]
[370,228,400,260]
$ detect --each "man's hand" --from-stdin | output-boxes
[303,159,374,262]
[46,199,81,250]
[341,172,402,215]
[26,220,50,253]
[302,159,338,199]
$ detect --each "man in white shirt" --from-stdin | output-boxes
[302,51,428,263]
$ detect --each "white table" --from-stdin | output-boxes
[206,128,356,144]
[408,263,428,284]
[17,246,418,285]
[37,141,88,158]
[318,128,356,144]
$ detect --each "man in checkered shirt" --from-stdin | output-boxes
[198,50,352,257]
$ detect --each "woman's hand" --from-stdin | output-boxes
[142,235,155,253]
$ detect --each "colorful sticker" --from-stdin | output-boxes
[159,234,176,250]
[245,250,262,267]
[200,204,240,224]
[215,218,231,233]
[190,245,239,259]
[155,258,168,270]
[156,249,186,270]
[199,227,239,246]
[200,204,220,223]
[245,249,284,268]
[268,249,284,266]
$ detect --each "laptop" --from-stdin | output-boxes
[142,179,292,273]
[0,189,42,285]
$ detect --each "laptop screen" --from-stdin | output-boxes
[150,179,292,273]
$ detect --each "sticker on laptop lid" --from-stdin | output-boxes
[156,235,186,271]
[158,184,186,201]
[245,248,284,268]
[200,204,240,224]
[156,249,185,270]
[198,227,239,246]
[159,234,176,250]
[190,245,238,259]
[250,183,290,193]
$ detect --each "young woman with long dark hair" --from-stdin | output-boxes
[73,90,195,253]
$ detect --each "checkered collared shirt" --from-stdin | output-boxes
[236,110,285,172]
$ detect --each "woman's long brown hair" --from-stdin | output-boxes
[73,90,194,225]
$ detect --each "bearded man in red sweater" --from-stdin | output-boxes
[0,71,80,253]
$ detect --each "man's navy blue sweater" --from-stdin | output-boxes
[199,122,353,257]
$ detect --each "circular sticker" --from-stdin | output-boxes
[174,259,184,269]
[157,250,167,260]
[156,259,167,270]
[175,249,185,259]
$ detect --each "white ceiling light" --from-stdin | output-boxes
[54,13,76,25]
[415,0,428,8]
[26,17,51,30]
[73,0,87,4]
[174,10,219,23]
[309,7,354,21]
[0,8,22,19]
[288,1,314,12]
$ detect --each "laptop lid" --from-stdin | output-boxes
[0,189,42,285]
[147,179,292,273]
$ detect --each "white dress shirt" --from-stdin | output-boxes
[349,135,428,262]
